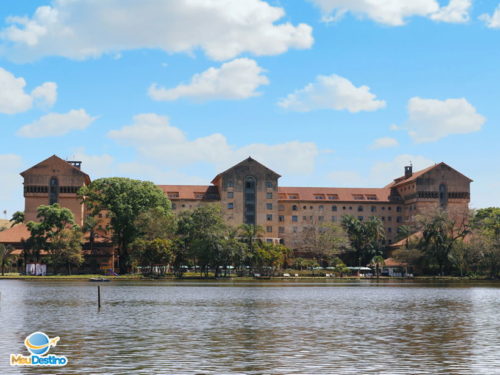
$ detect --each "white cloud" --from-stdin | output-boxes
[149,58,269,102]
[0,67,57,114]
[431,0,471,23]
[108,113,319,175]
[31,81,57,108]
[403,97,486,143]
[278,74,386,113]
[480,5,500,28]
[0,154,23,215]
[0,0,313,62]
[309,0,470,26]
[370,137,399,150]
[17,109,96,138]
[328,154,434,187]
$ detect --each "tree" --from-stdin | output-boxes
[341,215,386,267]
[293,223,349,267]
[0,244,15,276]
[25,204,83,274]
[130,238,174,276]
[79,178,171,274]
[371,255,385,279]
[10,211,24,227]
[471,208,500,278]
[415,209,470,276]
[238,224,264,271]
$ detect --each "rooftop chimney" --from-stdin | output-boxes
[404,165,413,179]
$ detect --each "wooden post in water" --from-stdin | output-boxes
[98,285,101,309]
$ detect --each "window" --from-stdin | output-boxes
[227,192,234,199]
[266,238,273,243]
[292,216,298,222]
[266,192,273,199]
[349,206,353,210]
[397,216,402,223]
[172,203,177,210]
[303,206,307,210]
[167,192,179,199]
[358,206,364,212]
[266,203,273,210]
[319,205,324,211]
[292,205,298,211]
[371,206,376,212]
[266,181,273,188]
[244,176,256,225]
[332,206,337,212]
[227,202,234,209]
[331,216,337,222]
[314,194,325,200]
[439,184,448,208]
[266,226,272,233]
[353,194,365,200]
[195,193,204,199]
[279,226,285,233]
[288,194,298,199]
[358,216,364,221]
[327,194,339,200]
[279,215,284,222]
[227,180,234,187]
[381,217,385,221]
[388,227,392,233]
[49,177,59,205]
[366,194,378,200]
[388,216,392,222]
[397,206,402,212]
[266,214,273,221]
[293,227,298,233]
[388,207,392,211]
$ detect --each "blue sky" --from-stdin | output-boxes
[0,0,499,217]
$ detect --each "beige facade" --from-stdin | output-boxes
[15,155,471,249]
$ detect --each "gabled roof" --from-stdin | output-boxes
[20,155,91,185]
[211,157,281,184]
[387,162,473,188]
[278,186,392,202]
[156,185,220,200]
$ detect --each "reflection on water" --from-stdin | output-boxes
[0,280,499,374]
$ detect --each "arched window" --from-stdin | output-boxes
[439,184,448,208]
[244,176,256,225]
[49,177,59,205]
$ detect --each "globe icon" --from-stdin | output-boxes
[25,332,51,356]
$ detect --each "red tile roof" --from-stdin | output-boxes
[387,162,473,188]
[156,185,220,200]
[0,224,30,243]
[278,186,392,202]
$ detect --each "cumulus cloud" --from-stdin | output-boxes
[480,5,500,28]
[309,0,470,26]
[278,74,385,113]
[0,154,23,215]
[0,0,313,62]
[403,97,486,143]
[370,137,399,150]
[17,109,96,138]
[108,113,319,175]
[0,67,57,114]
[328,154,434,187]
[149,58,269,102]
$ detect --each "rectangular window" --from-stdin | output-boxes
[292,215,298,222]
[266,192,273,199]
[358,216,364,221]
[388,216,392,222]
[314,194,325,200]
[227,202,234,209]
[327,194,339,200]
[266,203,273,210]
[172,203,177,210]
[397,206,402,212]
[195,193,204,199]
[279,226,285,233]
[288,194,298,199]
[266,181,273,188]
[227,192,234,198]
[397,216,402,223]
[167,192,179,199]
[366,194,378,200]
[319,205,324,211]
[332,206,337,212]
[227,180,234,187]
[279,215,284,222]
[371,206,376,212]
[353,194,365,200]
[266,226,272,233]
[358,206,364,212]
[293,227,298,233]
[266,214,273,221]
[388,227,392,233]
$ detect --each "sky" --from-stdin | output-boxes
[0,0,499,218]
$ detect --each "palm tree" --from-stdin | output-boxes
[0,244,15,276]
[371,255,385,279]
[10,211,24,227]
[238,224,264,272]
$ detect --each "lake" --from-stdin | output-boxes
[1,279,499,374]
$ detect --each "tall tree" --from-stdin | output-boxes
[79,178,171,274]
[10,211,25,227]
[0,244,15,276]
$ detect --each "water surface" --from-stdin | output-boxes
[1,279,499,374]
